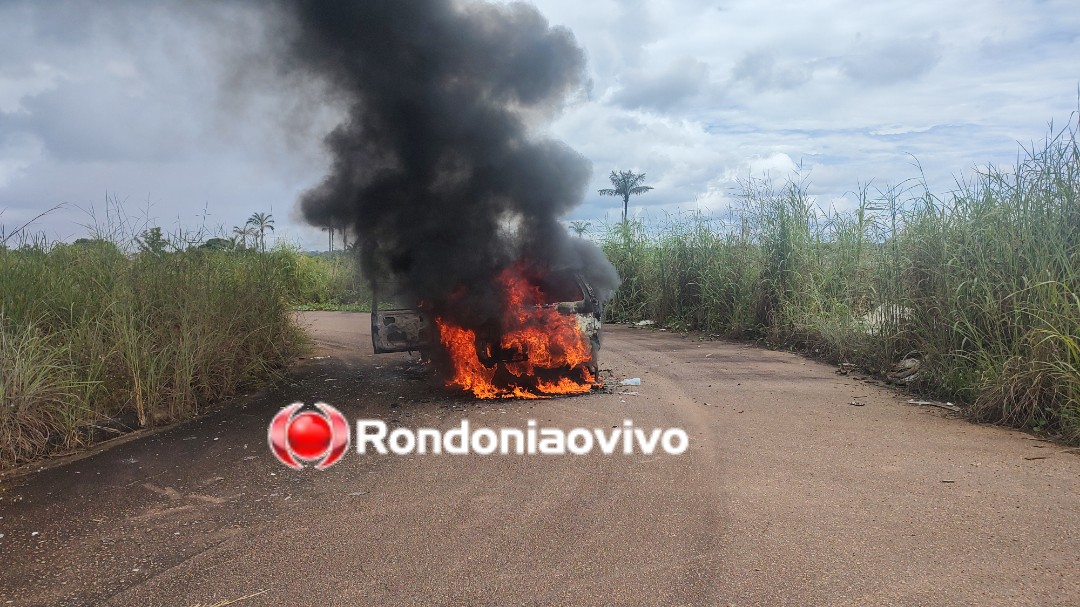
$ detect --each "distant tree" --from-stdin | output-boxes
[322,225,336,252]
[247,212,275,252]
[73,237,123,255]
[200,237,233,251]
[231,224,256,249]
[598,170,654,222]
[339,222,349,251]
[568,220,591,237]
[137,227,168,254]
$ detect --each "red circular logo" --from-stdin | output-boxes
[287,412,333,459]
[268,403,350,469]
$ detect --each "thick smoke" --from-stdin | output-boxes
[278,0,619,318]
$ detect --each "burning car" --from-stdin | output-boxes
[371,265,604,399]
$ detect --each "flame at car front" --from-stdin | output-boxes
[434,264,598,399]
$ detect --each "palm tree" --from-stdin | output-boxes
[598,170,654,222]
[247,212,275,252]
[231,224,256,249]
[568,220,591,238]
[322,226,335,252]
[338,222,349,251]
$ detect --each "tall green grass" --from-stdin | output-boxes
[286,251,371,311]
[0,237,337,466]
[602,118,1080,442]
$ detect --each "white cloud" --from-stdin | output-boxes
[731,51,814,91]
[538,0,1080,223]
[611,57,710,111]
[839,35,943,85]
[2,0,1079,248]
[0,133,43,189]
[0,63,64,114]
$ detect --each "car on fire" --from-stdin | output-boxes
[370,271,604,376]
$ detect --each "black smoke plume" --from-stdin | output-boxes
[278,0,619,320]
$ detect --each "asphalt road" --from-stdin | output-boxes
[1,311,1077,606]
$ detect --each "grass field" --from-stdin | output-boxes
[0,230,367,467]
[601,119,1079,443]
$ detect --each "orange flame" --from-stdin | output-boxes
[435,265,597,399]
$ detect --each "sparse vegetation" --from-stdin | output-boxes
[602,118,1080,443]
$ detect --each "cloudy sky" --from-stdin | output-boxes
[1,0,1078,249]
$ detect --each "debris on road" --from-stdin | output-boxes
[634,320,655,327]
[620,378,642,386]
[907,399,961,412]
[887,358,922,385]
